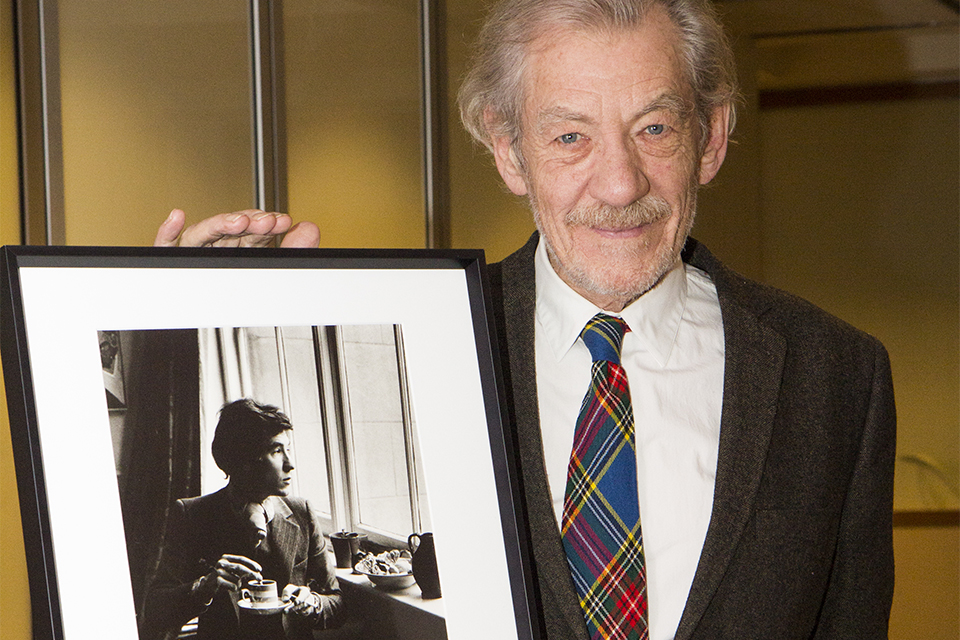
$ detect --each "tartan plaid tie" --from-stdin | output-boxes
[562,313,647,640]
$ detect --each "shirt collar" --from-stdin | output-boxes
[535,237,687,367]
[226,483,278,524]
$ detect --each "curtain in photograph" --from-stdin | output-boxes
[119,329,200,614]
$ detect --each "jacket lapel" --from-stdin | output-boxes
[267,498,302,585]
[496,233,591,640]
[674,241,786,640]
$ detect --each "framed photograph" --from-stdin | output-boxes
[1,246,538,640]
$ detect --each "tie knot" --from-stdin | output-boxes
[243,502,269,547]
[581,313,628,364]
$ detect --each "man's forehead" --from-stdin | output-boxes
[522,23,692,122]
[266,430,291,446]
[546,12,681,63]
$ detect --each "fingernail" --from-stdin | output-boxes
[227,213,245,222]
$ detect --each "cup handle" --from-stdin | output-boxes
[241,588,250,602]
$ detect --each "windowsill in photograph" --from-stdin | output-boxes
[335,568,445,619]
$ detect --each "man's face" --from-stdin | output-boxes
[245,430,295,499]
[491,7,728,311]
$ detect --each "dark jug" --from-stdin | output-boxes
[408,532,442,599]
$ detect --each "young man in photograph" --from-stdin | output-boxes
[141,399,343,640]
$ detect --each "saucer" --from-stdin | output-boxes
[238,598,287,615]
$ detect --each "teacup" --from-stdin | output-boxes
[242,579,279,607]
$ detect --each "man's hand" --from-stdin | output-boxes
[281,584,322,618]
[193,554,264,603]
[154,208,320,248]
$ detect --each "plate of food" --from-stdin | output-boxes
[354,549,416,590]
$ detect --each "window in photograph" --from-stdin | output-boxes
[194,324,429,548]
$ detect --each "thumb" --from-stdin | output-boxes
[154,209,186,247]
[279,221,321,249]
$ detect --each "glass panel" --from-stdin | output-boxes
[340,325,414,537]
[283,1,425,248]
[243,326,332,517]
[57,0,254,246]
[244,327,283,405]
[279,327,333,518]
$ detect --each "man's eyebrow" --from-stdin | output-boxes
[635,91,694,120]
[534,92,693,134]
[535,106,596,134]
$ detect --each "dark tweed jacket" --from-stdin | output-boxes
[141,488,343,640]
[488,232,895,640]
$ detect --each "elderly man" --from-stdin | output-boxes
[155,1,895,639]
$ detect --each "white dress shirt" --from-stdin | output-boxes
[534,239,724,640]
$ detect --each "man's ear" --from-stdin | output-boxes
[485,108,528,196]
[698,104,731,185]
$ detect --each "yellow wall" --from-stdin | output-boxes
[0,372,28,640]
[759,97,960,511]
[891,525,960,640]
[1,0,19,245]
[1,0,30,637]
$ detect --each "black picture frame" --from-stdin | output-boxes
[1,245,539,640]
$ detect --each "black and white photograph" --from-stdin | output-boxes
[1,249,536,640]
[102,324,444,640]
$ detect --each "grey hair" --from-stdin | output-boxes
[458,0,739,158]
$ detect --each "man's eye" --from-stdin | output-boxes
[645,124,666,135]
[558,132,581,144]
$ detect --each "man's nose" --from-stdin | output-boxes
[589,135,650,208]
[283,453,294,472]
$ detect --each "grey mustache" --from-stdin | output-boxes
[564,196,672,229]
